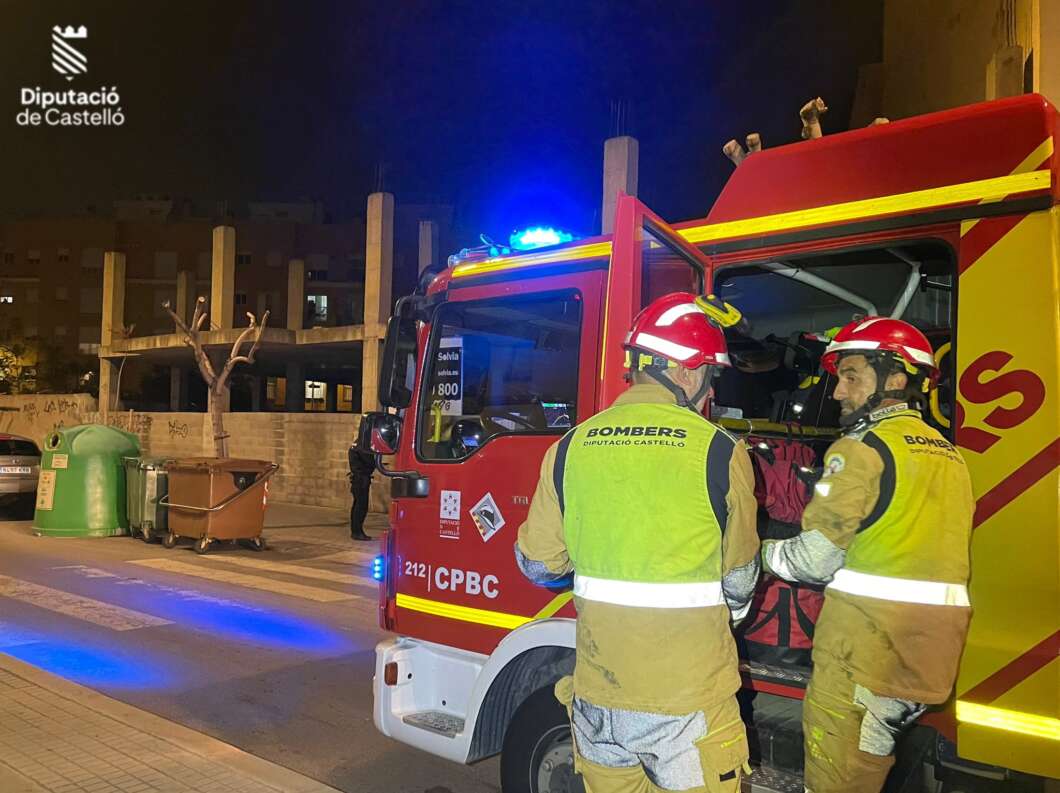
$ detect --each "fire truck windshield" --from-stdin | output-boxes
[416,290,582,460]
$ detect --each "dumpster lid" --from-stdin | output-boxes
[166,457,274,473]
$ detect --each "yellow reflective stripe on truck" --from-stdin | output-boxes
[396,591,572,630]
[450,170,1051,281]
[956,701,1060,742]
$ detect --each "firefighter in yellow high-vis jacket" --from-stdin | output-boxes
[516,293,760,793]
[762,317,974,793]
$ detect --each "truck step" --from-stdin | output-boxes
[401,710,465,738]
[745,765,803,793]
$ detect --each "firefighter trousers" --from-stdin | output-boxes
[555,677,747,793]
[803,661,925,793]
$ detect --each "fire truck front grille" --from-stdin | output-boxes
[402,710,465,738]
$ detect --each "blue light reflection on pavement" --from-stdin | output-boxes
[0,622,173,690]
[51,566,356,655]
[160,599,353,654]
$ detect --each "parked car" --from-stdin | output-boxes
[0,433,41,515]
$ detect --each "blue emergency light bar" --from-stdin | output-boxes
[372,555,386,582]
[510,226,574,251]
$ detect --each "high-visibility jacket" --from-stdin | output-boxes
[516,383,760,713]
[811,405,974,702]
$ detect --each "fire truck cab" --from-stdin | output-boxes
[365,94,1060,792]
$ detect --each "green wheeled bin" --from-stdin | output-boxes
[33,424,140,537]
[124,456,172,542]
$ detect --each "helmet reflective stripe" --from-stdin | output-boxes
[633,332,698,362]
[655,302,701,327]
[828,569,969,607]
[825,339,882,357]
[574,574,725,608]
[854,317,887,332]
[714,352,731,365]
[902,345,936,367]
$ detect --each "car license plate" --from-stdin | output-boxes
[0,466,31,474]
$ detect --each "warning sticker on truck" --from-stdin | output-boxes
[470,492,505,542]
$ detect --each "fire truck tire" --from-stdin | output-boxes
[500,686,584,793]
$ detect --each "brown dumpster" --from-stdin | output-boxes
[161,458,278,554]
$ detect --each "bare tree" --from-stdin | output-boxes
[164,296,269,457]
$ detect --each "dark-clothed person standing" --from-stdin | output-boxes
[348,445,375,541]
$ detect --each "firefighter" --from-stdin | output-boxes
[761,317,973,793]
[515,292,759,793]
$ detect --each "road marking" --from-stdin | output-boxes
[197,555,379,590]
[130,559,357,602]
[0,575,172,631]
[311,549,380,565]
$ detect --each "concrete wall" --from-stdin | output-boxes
[881,0,1036,119]
[0,394,387,513]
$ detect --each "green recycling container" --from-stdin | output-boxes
[124,456,171,542]
[33,424,140,537]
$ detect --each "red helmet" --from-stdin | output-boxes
[821,317,939,384]
[624,292,731,369]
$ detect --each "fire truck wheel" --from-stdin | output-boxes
[500,686,584,793]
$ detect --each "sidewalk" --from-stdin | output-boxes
[0,651,342,793]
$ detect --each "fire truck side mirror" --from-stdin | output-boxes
[379,305,418,409]
[359,411,400,456]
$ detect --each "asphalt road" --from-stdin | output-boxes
[0,500,501,793]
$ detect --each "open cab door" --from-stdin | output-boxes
[599,193,712,409]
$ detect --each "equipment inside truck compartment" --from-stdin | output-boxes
[709,240,958,676]
[711,241,955,433]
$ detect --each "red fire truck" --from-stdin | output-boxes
[362,93,1060,792]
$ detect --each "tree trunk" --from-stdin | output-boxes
[208,385,228,457]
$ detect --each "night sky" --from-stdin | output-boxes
[1,0,882,243]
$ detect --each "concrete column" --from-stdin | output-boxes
[101,251,126,348]
[287,258,305,330]
[986,45,1025,100]
[169,366,186,411]
[210,226,236,330]
[361,193,393,414]
[98,359,120,419]
[361,339,381,414]
[363,192,394,329]
[325,381,338,412]
[175,269,192,326]
[99,251,127,422]
[285,362,305,412]
[418,219,439,273]
[249,375,262,411]
[601,136,639,234]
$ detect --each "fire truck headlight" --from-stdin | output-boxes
[372,555,386,582]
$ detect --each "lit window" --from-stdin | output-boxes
[78,342,100,354]
[0,295,13,304]
[306,294,328,325]
[304,380,326,412]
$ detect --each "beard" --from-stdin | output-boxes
[838,399,859,416]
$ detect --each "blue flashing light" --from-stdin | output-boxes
[510,226,574,251]
[372,555,386,582]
